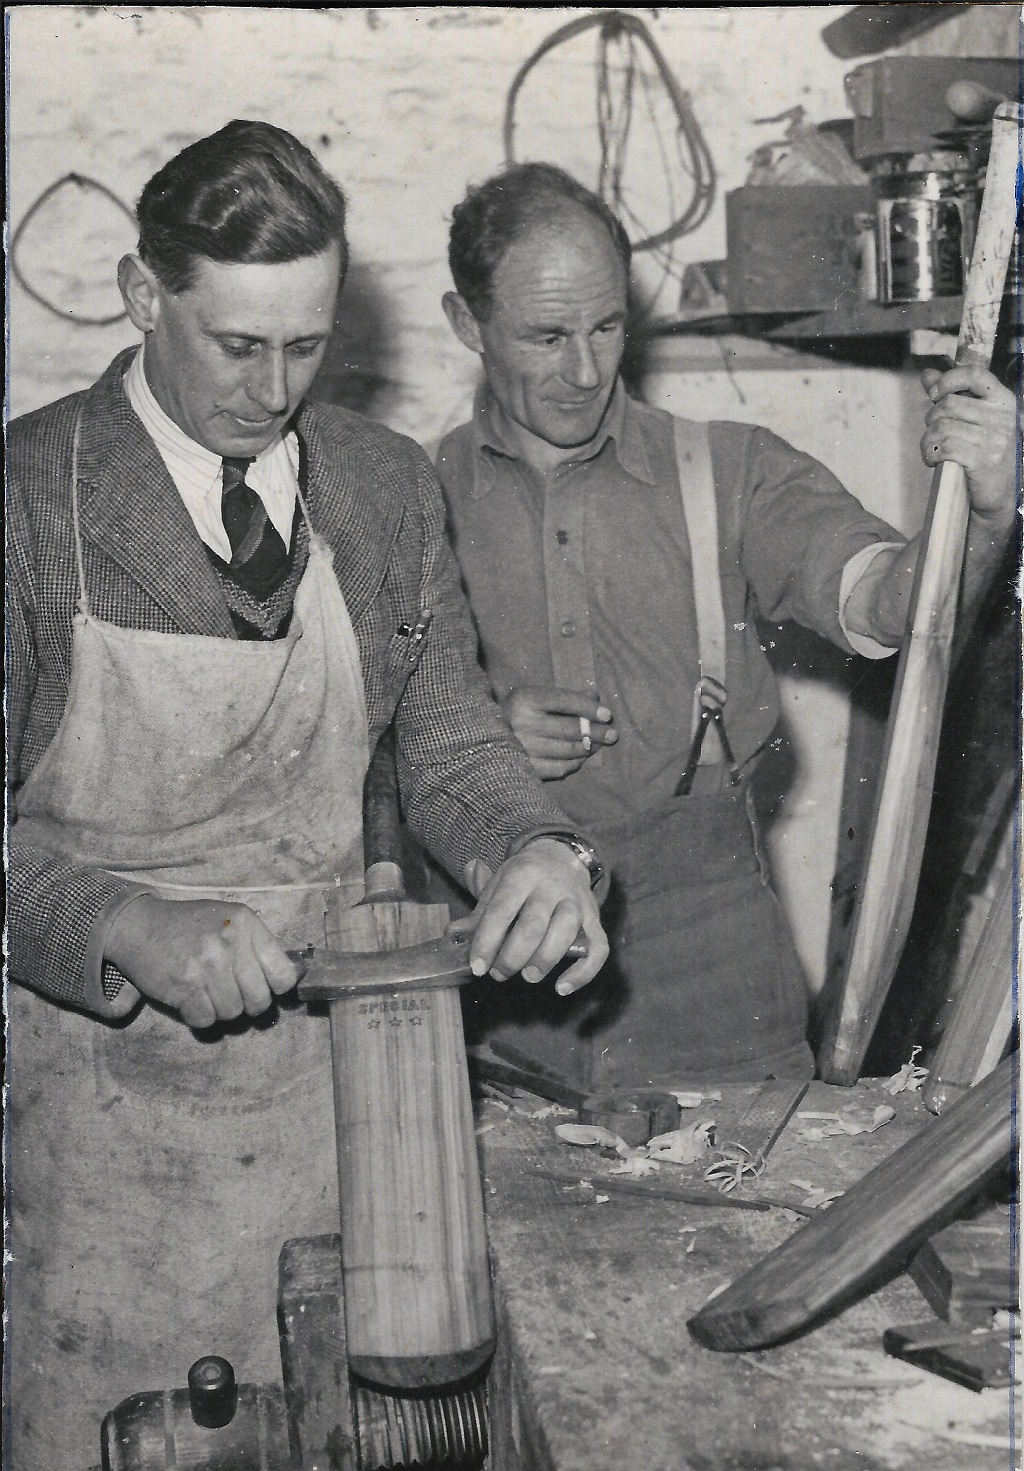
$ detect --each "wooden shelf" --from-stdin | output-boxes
[646,296,964,343]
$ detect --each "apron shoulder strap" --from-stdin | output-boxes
[70,407,92,618]
[671,418,729,768]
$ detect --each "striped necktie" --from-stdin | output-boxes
[220,457,290,595]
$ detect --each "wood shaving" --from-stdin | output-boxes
[686,1236,697,1253]
[787,1176,844,1209]
[648,1119,715,1164]
[801,1104,895,1140]
[704,1154,764,1193]
[555,1122,625,1150]
[882,1046,928,1094]
[800,1187,844,1210]
[609,1155,661,1177]
[673,1089,722,1108]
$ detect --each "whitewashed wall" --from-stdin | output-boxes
[9,4,865,432]
[8,4,1016,992]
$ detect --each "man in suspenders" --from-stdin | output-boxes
[6,125,609,1465]
[434,162,1017,1092]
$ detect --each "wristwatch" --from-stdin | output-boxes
[541,833,605,891]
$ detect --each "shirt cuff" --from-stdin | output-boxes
[839,542,905,660]
[82,887,153,1019]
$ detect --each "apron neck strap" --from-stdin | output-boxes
[294,428,317,540]
[294,479,315,539]
[70,408,93,617]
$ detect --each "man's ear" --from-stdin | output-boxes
[117,254,163,334]
[442,291,485,354]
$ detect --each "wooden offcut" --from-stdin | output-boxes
[711,1079,809,1171]
[909,1202,1017,1324]
[686,1054,1014,1352]
[882,1318,1018,1391]
[817,103,1022,1087]
[278,1234,357,1471]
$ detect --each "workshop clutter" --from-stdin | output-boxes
[708,58,1017,318]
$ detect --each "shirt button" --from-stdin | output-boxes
[560,620,577,638]
[556,528,569,545]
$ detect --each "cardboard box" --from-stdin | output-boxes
[725,185,873,315]
[845,58,1020,159]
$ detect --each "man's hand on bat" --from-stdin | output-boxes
[451,839,608,997]
[921,364,1019,525]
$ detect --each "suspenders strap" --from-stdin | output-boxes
[670,418,739,794]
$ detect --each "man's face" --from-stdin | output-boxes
[470,213,628,463]
[136,247,341,458]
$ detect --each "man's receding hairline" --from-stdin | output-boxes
[491,206,630,283]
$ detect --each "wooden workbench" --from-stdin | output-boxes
[477,1079,1017,1471]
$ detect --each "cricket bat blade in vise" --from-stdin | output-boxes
[291,929,587,1000]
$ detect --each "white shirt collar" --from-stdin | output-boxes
[124,343,299,563]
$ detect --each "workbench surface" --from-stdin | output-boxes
[477,1079,1017,1471]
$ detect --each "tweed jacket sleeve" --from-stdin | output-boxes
[388,442,578,880]
[6,363,582,1015]
[298,402,582,882]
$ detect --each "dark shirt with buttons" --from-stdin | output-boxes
[434,382,902,828]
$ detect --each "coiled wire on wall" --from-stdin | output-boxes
[11,172,135,326]
[502,9,716,254]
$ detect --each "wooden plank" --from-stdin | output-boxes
[686,1054,1014,1352]
[883,1320,1018,1391]
[816,103,1022,1086]
[277,1234,357,1471]
[712,1079,809,1170]
[909,1204,1017,1324]
[923,857,1015,1114]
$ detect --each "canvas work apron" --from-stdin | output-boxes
[462,420,813,1092]
[8,455,369,1469]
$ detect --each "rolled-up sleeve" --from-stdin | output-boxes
[736,426,905,652]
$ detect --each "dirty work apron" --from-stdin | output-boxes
[462,420,813,1092]
[8,452,368,1470]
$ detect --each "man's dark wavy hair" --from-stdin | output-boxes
[136,119,348,292]
[448,162,631,321]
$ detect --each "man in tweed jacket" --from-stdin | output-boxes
[7,123,609,1019]
[7,350,608,1010]
[6,121,611,1463]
